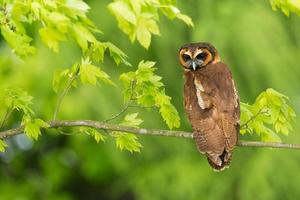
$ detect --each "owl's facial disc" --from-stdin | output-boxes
[182,52,206,71]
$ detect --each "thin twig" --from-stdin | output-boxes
[0,108,13,129]
[240,108,269,129]
[53,74,78,120]
[0,119,300,150]
[102,80,141,123]
[102,103,155,123]
[128,105,155,109]
[102,102,131,123]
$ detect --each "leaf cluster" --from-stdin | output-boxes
[113,113,143,153]
[270,0,300,16]
[0,0,130,66]
[108,0,193,48]
[241,88,296,142]
[120,60,180,129]
[0,88,48,151]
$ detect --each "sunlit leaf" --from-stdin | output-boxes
[1,25,36,57]
[23,118,49,140]
[121,113,143,127]
[52,64,79,93]
[83,127,106,143]
[102,42,131,66]
[112,113,143,153]
[108,0,193,48]
[136,14,160,49]
[72,23,96,51]
[0,139,8,152]
[3,88,34,115]
[66,0,90,15]
[39,27,67,52]
[80,59,114,86]
[120,60,181,128]
[270,0,300,16]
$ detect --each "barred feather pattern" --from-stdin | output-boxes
[184,62,240,171]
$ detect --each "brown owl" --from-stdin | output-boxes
[178,42,240,171]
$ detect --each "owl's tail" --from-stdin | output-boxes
[206,150,232,171]
[193,126,233,171]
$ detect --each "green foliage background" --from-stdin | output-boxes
[1,0,300,199]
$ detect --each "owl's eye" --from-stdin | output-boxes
[196,53,207,60]
[182,54,191,62]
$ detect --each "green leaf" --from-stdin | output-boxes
[159,5,194,26]
[52,64,79,93]
[79,58,115,86]
[1,25,36,57]
[108,0,193,48]
[90,42,106,63]
[3,88,34,115]
[102,42,131,66]
[155,92,180,129]
[0,139,8,152]
[72,23,96,51]
[108,1,137,24]
[269,0,300,16]
[176,13,194,26]
[30,2,43,20]
[46,12,70,33]
[261,128,282,142]
[44,0,57,8]
[115,133,143,153]
[11,1,31,23]
[83,127,106,143]
[23,118,49,140]
[112,113,143,153]
[39,27,67,52]
[136,14,160,49]
[138,60,156,69]
[65,0,90,15]
[121,113,143,127]
[52,69,71,93]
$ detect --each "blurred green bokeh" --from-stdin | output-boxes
[1,0,300,199]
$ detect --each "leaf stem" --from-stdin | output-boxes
[102,80,139,123]
[240,108,269,130]
[53,74,78,120]
[102,102,131,123]
[0,108,13,129]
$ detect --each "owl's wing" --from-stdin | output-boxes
[184,72,226,167]
[202,62,240,151]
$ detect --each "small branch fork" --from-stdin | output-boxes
[240,108,269,130]
[0,120,300,150]
[101,80,155,123]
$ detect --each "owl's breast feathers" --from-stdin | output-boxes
[184,62,240,171]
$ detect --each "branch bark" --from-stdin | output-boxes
[0,120,300,150]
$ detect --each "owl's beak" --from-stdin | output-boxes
[192,61,197,71]
[190,60,203,71]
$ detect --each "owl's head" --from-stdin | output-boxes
[179,42,220,71]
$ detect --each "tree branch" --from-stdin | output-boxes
[0,120,300,150]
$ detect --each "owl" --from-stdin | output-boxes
[178,42,240,171]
